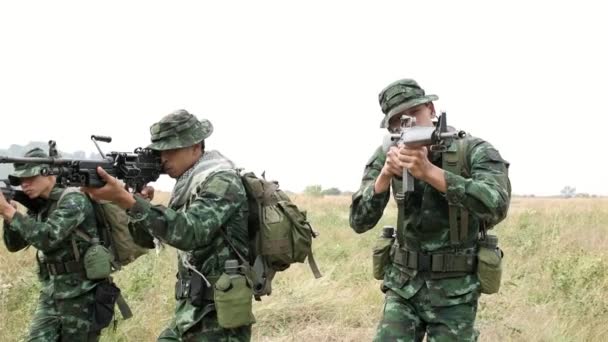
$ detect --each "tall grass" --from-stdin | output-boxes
[1,196,607,341]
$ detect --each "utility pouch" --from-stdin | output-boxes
[372,226,395,280]
[189,273,208,307]
[214,272,256,328]
[91,281,120,332]
[477,234,503,294]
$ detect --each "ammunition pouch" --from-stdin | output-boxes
[175,274,219,307]
[477,237,504,294]
[372,235,395,280]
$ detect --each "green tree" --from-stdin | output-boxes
[303,184,323,197]
[321,187,341,196]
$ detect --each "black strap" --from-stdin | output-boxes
[44,260,85,275]
[307,251,322,279]
[116,293,133,320]
[219,228,249,265]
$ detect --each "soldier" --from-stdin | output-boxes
[349,79,511,341]
[84,109,253,341]
[0,148,114,341]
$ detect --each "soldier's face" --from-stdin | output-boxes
[160,145,202,178]
[388,103,436,131]
[20,175,55,199]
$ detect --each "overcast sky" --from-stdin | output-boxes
[1,1,605,195]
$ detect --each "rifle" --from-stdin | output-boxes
[0,179,45,212]
[381,112,467,194]
[0,136,162,193]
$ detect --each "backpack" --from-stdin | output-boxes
[59,188,148,268]
[90,200,149,267]
[230,171,322,300]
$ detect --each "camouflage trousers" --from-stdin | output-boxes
[27,290,100,342]
[157,311,251,342]
[374,288,479,342]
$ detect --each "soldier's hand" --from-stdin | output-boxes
[0,192,16,221]
[81,167,136,209]
[139,186,155,202]
[0,191,9,210]
[381,146,406,179]
[375,146,406,194]
[399,145,433,180]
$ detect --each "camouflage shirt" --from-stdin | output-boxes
[126,151,249,333]
[350,136,511,302]
[3,185,100,299]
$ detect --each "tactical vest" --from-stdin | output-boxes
[36,189,99,277]
[391,138,477,276]
[172,152,241,305]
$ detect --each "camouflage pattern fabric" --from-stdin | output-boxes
[350,136,511,341]
[127,151,251,341]
[374,289,478,342]
[148,109,214,151]
[377,79,439,128]
[27,290,99,342]
[3,185,104,339]
[9,147,50,177]
[157,313,251,342]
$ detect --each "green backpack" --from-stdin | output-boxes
[89,200,149,267]
[233,171,322,299]
[59,188,148,269]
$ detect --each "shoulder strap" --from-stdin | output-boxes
[57,187,89,261]
[219,228,249,265]
[57,187,81,204]
[442,138,470,245]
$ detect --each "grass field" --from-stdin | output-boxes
[1,195,607,341]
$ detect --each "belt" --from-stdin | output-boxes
[43,260,84,276]
[175,275,220,301]
[392,246,476,273]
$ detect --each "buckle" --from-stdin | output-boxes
[417,254,431,272]
[182,279,191,298]
[47,263,57,275]
[394,192,405,202]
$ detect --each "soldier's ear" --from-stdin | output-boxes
[428,103,436,118]
[191,141,204,156]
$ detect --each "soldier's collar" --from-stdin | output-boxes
[48,185,66,201]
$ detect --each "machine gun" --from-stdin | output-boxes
[0,136,162,193]
[382,112,467,194]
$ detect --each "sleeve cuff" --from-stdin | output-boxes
[7,212,27,232]
[362,184,390,204]
[444,170,467,205]
[126,195,152,223]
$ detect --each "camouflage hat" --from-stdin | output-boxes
[8,147,50,185]
[378,79,438,128]
[147,109,214,151]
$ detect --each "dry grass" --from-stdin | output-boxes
[1,196,608,341]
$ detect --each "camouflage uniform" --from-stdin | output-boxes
[127,110,252,341]
[349,80,511,341]
[2,148,105,341]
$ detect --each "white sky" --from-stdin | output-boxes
[0,1,606,196]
